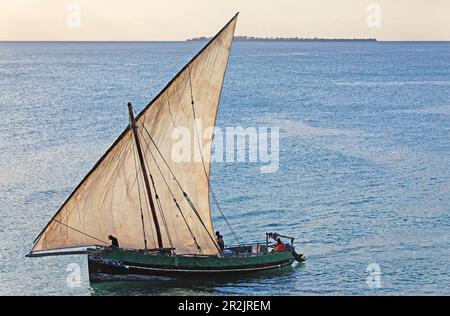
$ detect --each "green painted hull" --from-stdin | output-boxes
[88,248,295,281]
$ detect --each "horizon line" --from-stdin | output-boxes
[1,40,450,43]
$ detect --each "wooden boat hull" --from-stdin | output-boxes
[87,248,295,281]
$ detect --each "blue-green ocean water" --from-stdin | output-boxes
[0,41,449,295]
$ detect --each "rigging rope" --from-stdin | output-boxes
[154,191,174,249]
[145,164,174,249]
[188,66,241,244]
[138,127,203,253]
[131,137,149,249]
[135,126,174,250]
[52,219,110,246]
[140,124,221,253]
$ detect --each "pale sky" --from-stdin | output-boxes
[1,0,449,41]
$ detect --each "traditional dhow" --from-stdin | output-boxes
[27,13,304,281]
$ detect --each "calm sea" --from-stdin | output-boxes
[0,41,449,295]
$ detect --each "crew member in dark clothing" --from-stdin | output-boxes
[215,231,225,251]
[108,235,119,248]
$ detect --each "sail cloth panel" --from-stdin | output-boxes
[32,131,151,251]
[136,15,237,255]
[32,15,237,255]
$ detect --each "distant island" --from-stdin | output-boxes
[187,36,377,42]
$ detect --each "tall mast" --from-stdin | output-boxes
[128,102,163,250]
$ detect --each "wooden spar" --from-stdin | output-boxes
[26,250,91,257]
[128,102,164,250]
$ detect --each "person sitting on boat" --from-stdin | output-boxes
[108,235,119,248]
[274,237,288,252]
[215,231,225,251]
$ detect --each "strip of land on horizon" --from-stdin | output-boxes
[187,36,377,42]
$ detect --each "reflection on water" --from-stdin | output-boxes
[2,41,450,295]
[90,264,301,296]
